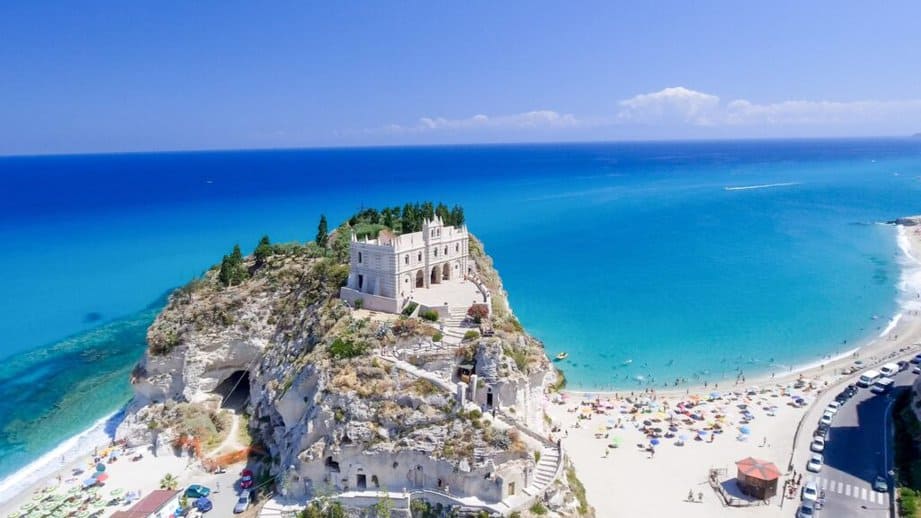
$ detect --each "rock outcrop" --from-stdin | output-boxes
[119,227,587,516]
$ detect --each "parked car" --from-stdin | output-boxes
[898,360,910,371]
[819,412,834,426]
[913,366,921,375]
[871,377,895,394]
[873,475,889,493]
[911,353,921,365]
[797,501,816,518]
[239,469,254,490]
[802,481,818,503]
[195,497,213,513]
[815,423,830,439]
[806,453,824,473]
[858,369,881,387]
[825,401,840,415]
[880,363,900,377]
[234,490,251,514]
[845,384,859,397]
[185,485,211,499]
[810,435,825,453]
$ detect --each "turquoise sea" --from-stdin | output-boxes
[1,138,921,496]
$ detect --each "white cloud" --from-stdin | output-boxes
[369,87,921,140]
[616,86,921,128]
[381,110,581,134]
[617,86,721,125]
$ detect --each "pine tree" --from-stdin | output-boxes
[401,204,415,233]
[450,204,465,226]
[435,202,449,222]
[316,214,329,247]
[253,235,272,268]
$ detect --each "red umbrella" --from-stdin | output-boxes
[735,457,780,481]
[94,473,110,484]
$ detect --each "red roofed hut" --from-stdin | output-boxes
[735,457,780,499]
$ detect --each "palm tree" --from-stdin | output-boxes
[160,473,178,490]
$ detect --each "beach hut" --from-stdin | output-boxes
[735,457,780,499]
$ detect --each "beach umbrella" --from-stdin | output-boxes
[109,488,124,497]
[650,438,660,446]
[740,425,751,435]
[94,464,105,473]
[93,473,108,484]
[610,436,622,447]
[19,503,35,511]
[678,434,689,441]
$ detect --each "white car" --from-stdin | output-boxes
[810,435,825,453]
[806,453,823,473]
[825,401,840,415]
[233,489,251,514]
[913,366,921,375]
[801,481,818,503]
[819,412,834,426]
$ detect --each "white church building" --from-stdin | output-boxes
[340,217,489,314]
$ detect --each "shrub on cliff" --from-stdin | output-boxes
[467,304,489,323]
[218,244,249,286]
[420,309,439,322]
[328,337,367,359]
[253,235,273,269]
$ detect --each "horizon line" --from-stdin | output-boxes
[0,134,917,159]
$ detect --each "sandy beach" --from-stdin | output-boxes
[550,222,921,517]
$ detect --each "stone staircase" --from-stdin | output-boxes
[523,446,561,496]
[440,307,471,344]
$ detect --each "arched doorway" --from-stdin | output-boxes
[442,263,451,281]
[430,266,441,285]
[415,270,424,288]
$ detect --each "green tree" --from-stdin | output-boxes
[159,473,178,490]
[316,214,329,247]
[421,201,434,220]
[381,207,395,228]
[218,244,248,286]
[254,235,272,268]
[371,493,393,518]
[449,204,465,226]
[435,202,449,223]
[401,203,416,233]
[326,501,346,518]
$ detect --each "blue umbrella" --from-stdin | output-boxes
[678,434,689,441]
[698,430,708,436]
[740,426,751,435]
[709,391,721,399]
[650,438,660,446]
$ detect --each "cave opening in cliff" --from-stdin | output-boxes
[214,370,250,410]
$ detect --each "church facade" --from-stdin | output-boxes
[340,217,471,313]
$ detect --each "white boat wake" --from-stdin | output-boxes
[724,182,800,191]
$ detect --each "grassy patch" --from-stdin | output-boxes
[566,465,592,516]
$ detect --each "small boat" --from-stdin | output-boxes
[622,359,633,366]
[555,352,568,361]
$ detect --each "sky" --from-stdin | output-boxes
[1,1,921,155]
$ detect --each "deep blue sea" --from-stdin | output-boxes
[1,139,921,494]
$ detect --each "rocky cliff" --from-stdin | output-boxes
[118,227,586,517]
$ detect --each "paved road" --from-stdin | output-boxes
[185,464,254,516]
[791,365,916,518]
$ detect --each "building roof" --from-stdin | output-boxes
[735,457,780,481]
[110,490,179,518]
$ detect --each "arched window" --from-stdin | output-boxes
[358,252,362,263]
[404,254,409,265]
[434,248,438,257]
[444,246,448,255]
[455,243,460,253]
[417,252,422,262]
